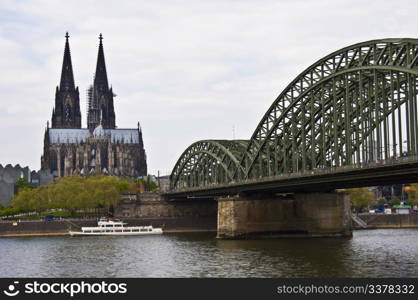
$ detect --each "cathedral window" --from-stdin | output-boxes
[65,105,72,121]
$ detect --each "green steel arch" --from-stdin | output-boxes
[241,38,418,179]
[171,38,418,190]
[170,140,248,189]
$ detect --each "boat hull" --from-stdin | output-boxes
[69,229,163,236]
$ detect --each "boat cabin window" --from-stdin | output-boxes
[93,230,101,233]
[132,229,139,232]
[106,225,113,227]
[114,224,122,227]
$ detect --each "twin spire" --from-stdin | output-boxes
[56,32,116,130]
[60,32,109,91]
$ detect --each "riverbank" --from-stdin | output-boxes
[356,213,418,229]
[0,216,216,237]
[4,213,417,237]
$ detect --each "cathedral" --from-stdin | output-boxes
[41,33,147,178]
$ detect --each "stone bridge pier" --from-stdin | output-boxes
[216,192,352,239]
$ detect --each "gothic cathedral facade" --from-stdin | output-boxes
[41,33,147,178]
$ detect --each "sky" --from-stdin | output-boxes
[0,0,418,175]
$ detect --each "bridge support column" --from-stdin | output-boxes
[216,192,352,239]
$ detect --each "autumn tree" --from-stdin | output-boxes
[406,184,418,206]
[345,187,375,212]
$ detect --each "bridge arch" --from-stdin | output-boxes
[170,38,418,190]
[240,39,418,179]
[170,140,248,190]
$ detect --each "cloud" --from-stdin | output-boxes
[0,0,418,175]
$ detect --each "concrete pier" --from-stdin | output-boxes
[217,192,352,239]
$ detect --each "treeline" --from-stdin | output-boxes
[11,175,131,214]
[347,184,418,212]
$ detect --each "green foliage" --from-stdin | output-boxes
[406,183,418,206]
[11,175,128,215]
[136,176,158,192]
[0,206,21,217]
[390,197,401,206]
[377,198,387,206]
[14,177,32,195]
[115,179,131,193]
[346,187,375,212]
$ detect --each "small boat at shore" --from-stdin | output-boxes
[69,217,163,236]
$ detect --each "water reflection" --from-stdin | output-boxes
[215,238,354,277]
[0,229,417,277]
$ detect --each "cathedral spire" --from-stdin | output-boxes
[60,32,75,90]
[51,32,81,129]
[94,33,109,90]
[88,33,115,130]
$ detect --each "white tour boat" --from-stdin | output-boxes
[69,217,163,236]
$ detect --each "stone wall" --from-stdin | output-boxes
[0,219,96,236]
[358,213,418,228]
[115,192,217,219]
[0,164,30,207]
[0,164,54,207]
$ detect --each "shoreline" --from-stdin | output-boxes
[0,228,217,238]
[0,216,217,238]
[354,225,418,229]
[2,226,417,238]
[2,213,417,238]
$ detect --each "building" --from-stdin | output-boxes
[41,33,147,178]
[393,204,411,214]
[0,164,53,206]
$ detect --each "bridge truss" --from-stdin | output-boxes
[170,39,418,191]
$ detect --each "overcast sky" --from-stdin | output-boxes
[0,0,418,175]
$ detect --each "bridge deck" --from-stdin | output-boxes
[165,159,418,199]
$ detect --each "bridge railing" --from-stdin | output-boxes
[169,155,418,193]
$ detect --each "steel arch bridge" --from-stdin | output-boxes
[170,38,418,193]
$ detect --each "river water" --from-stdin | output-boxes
[0,229,417,277]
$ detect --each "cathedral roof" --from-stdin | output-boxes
[48,128,140,144]
[110,129,140,144]
[49,129,90,144]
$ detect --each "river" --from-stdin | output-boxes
[0,229,417,277]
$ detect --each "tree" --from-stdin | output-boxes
[11,175,127,215]
[406,183,418,206]
[12,187,35,211]
[115,179,131,193]
[377,198,386,207]
[136,176,158,192]
[14,177,32,195]
[345,187,375,212]
[389,197,401,206]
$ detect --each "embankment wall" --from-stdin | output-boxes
[357,213,418,228]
